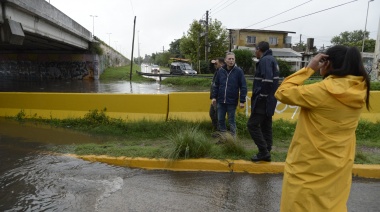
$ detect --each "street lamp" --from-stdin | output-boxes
[361,0,374,53]
[90,15,98,38]
[106,33,112,46]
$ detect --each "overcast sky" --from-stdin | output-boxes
[49,0,380,59]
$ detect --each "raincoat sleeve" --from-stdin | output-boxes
[275,67,325,109]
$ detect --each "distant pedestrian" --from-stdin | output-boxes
[210,58,225,137]
[275,45,371,211]
[247,41,279,162]
[212,52,247,138]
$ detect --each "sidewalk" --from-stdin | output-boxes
[66,154,380,179]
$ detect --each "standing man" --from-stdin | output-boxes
[210,58,225,137]
[212,52,247,138]
[247,41,279,162]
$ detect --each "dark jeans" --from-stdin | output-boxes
[247,112,273,153]
[209,103,218,131]
[217,103,237,136]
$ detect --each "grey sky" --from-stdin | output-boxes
[49,0,380,58]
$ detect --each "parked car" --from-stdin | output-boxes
[170,62,197,75]
[151,65,160,74]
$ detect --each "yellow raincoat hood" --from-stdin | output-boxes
[323,75,366,109]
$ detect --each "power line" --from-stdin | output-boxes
[209,0,230,11]
[258,0,358,30]
[211,0,239,16]
[243,0,313,29]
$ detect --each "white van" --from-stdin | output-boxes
[170,62,197,75]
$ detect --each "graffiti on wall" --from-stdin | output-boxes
[0,60,96,80]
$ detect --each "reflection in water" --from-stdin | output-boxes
[0,63,208,94]
[0,79,208,94]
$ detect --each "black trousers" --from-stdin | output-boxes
[209,103,218,130]
[247,112,273,153]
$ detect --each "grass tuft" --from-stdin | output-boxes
[167,125,212,160]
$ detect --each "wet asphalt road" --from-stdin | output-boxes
[1,118,380,211]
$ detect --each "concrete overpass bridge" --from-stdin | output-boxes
[0,0,128,80]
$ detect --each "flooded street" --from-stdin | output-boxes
[0,79,208,94]
[1,118,380,211]
[0,64,208,94]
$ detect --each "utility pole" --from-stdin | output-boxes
[299,34,302,44]
[198,34,200,71]
[229,29,232,52]
[362,0,374,53]
[373,16,380,81]
[130,16,136,81]
[137,31,141,65]
[90,15,98,38]
[205,10,209,62]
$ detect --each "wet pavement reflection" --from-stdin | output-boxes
[1,118,380,211]
[0,79,207,94]
[0,64,207,94]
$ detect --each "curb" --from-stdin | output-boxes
[65,154,380,179]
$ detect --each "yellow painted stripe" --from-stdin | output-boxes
[66,154,380,179]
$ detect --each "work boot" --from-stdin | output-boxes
[211,131,221,138]
[251,152,271,162]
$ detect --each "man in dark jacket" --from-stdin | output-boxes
[247,41,279,162]
[210,58,225,136]
[212,52,247,138]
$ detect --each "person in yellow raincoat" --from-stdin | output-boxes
[275,45,371,211]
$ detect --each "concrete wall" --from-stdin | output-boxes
[0,44,129,80]
[0,91,379,123]
[0,53,100,80]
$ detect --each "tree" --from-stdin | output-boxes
[331,30,375,52]
[168,39,182,57]
[154,52,171,67]
[293,41,307,51]
[276,59,292,77]
[233,49,253,74]
[179,19,229,73]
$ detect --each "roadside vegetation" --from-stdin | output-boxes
[12,109,380,164]
[100,64,155,83]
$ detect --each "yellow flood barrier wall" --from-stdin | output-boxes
[168,92,211,121]
[0,91,379,122]
[167,91,380,123]
[0,92,168,121]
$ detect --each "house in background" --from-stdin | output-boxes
[229,29,302,71]
[229,29,295,49]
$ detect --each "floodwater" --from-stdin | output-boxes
[0,78,208,94]
[1,118,380,211]
[0,64,208,94]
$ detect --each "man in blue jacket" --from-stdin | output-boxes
[247,41,280,162]
[212,52,247,138]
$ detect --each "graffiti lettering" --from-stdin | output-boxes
[244,96,300,119]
